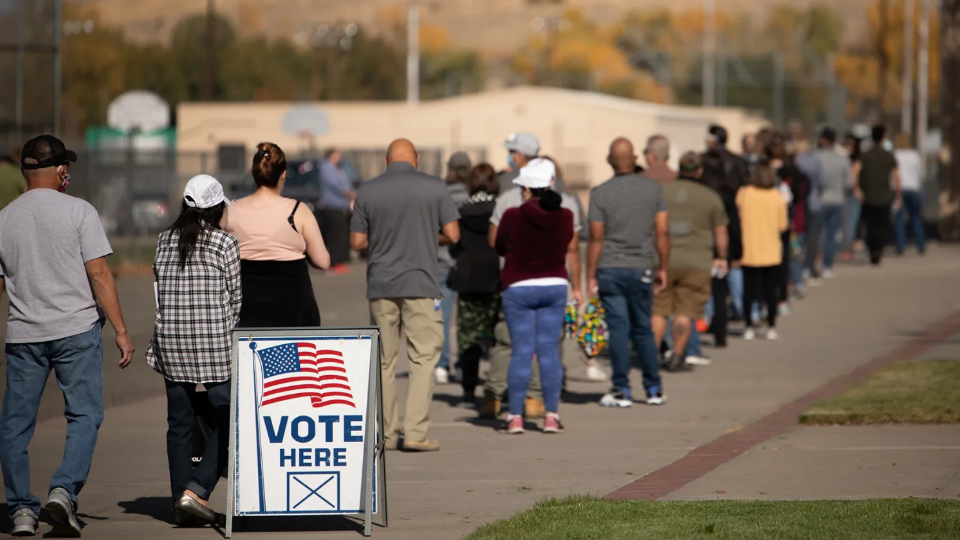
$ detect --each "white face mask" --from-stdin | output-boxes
[882,139,894,152]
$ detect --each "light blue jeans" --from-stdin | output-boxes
[727,267,760,322]
[842,195,862,253]
[894,190,926,254]
[501,285,567,415]
[438,272,455,370]
[821,204,845,270]
[1,325,104,518]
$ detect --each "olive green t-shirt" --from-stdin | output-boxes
[858,147,898,206]
[662,179,728,271]
[0,163,26,211]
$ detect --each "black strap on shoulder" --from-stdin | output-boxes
[288,201,301,232]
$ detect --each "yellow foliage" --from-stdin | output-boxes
[419,23,449,51]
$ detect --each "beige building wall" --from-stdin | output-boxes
[177,86,767,188]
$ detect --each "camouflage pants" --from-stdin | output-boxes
[457,293,500,395]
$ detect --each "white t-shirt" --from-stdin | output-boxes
[894,149,922,192]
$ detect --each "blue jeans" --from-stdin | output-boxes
[842,195,862,253]
[821,204,844,269]
[894,190,926,254]
[438,272,455,370]
[789,232,806,288]
[1,325,104,518]
[727,268,761,322]
[597,268,662,398]
[501,285,567,415]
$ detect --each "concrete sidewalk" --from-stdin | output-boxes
[4,246,960,538]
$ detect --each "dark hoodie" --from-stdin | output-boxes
[495,198,573,291]
[448,192,500,293]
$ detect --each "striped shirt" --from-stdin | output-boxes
[588,173,667,270]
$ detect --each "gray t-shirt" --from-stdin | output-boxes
[351,162,460,300]
[588,173,667,270]
[0,189,112,343]
[816,149,853,206]
[437,181,470,276]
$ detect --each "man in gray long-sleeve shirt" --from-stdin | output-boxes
[815,127,852,277]
[794,140,824,280]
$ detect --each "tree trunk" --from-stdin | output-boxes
[941,0,960,240]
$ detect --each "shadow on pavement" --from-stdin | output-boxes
[118,497,172,524]
[233,515,365,534]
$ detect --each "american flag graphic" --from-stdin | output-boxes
[257,343,355,408]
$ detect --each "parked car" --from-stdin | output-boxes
[228,159,323,210]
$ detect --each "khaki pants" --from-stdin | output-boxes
[370,298,443,444]
[483,317,543,401]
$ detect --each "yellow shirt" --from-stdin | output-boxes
[736,186,788,267]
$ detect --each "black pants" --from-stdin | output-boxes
[166,379,230,502]
[743,265,779,328]
[778,231,791,302]
[709,276,729,347]
[862,204,891,265]
[321,208,352,266]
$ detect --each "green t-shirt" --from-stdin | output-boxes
[858,147,898,206]
[0,163,26,212]
[662,179,728,271]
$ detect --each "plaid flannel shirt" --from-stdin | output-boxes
[146,227,242,383]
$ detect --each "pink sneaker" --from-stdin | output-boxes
[499,415,524,434]
[542,413,564,434]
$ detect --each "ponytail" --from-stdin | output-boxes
[252,142,287,188]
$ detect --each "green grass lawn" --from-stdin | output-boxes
[800,360,960,425]
[464,497,960,540]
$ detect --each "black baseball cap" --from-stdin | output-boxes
[20,135,77,170]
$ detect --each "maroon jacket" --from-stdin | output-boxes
[495,200,573,291]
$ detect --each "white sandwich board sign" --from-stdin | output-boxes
[226,328,387,537]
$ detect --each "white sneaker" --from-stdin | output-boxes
[743,328,756,341]
[646,392,667,406]
[766,329,779,341]
[822,269,834,279]
[585,363,607,382]
[685,355,712,366]
[599,391,633,408]
[434,367,449,384]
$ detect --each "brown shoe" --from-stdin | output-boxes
[525,397,546,419]
[478,397,501,419]
[402,439,440,452]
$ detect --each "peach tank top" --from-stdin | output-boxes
[222,198,306,261]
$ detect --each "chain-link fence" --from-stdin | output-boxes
[0,0,59,153]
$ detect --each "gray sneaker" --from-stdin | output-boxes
[10,508,38,537]
[44,488,81,537]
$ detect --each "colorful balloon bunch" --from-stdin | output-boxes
[573,298,608,358]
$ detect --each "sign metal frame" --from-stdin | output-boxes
[225,327,388,537]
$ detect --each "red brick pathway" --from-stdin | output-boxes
[606,309,960,501]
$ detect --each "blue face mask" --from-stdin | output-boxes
[882,139,894,152]
[507,153,516,169]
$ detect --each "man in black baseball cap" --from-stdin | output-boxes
[0,134,134,536]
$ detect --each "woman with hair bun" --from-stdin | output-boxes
[222,142,330,327]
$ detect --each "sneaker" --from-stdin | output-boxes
[743,328,756,341]
[542,413,564,434]
[599,390,632,408]
[11,508,38,537]
[402,438,441,452]
[766,328,779,341]
[666,352,695,372]
[328,263,350,275]
[45,488,81,537]
[499,415,524,434]
[585,362,607,382]
[778,303,790,316]
[458,393,476,409]
[434,366,449,384]
[478,397,501,419]
[685,355,712,366]
[646,389,667,406]
[524,397,546,419]
[822,268,834,279]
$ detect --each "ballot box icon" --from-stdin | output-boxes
[287,471,340,512]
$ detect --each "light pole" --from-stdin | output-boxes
[407,0,420,105]
[702,0,717,107]
[917,0,930,154]
[902,0,915,136]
